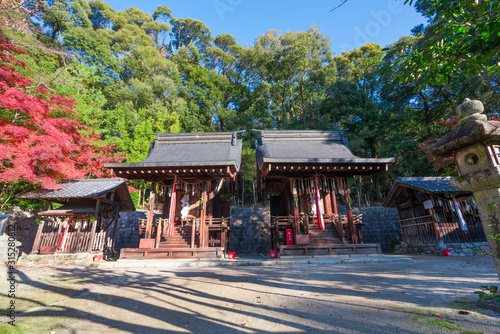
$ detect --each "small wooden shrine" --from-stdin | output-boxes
[383,177,486,244]
[104,132,243,259]
[19,179,135,254]
[255,130,394,256]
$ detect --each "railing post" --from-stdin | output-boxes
[191,218,196,249]
[155,219,162,248]
[32,218,45,254]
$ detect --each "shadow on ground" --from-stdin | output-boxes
[0,256,498,333]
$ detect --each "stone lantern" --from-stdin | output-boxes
[430,99,500,279]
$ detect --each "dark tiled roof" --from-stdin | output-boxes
[383,176,469,207]
[396,177,466,193]
[19,179,135,211]
[254,130,394,169]
[105,132,243,171]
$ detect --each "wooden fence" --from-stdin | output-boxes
[35,230,108,253]
[400,215,440,244]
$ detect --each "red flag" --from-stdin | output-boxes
[58,217,71,250]
[314,175,325,230]
[168,183,177,237]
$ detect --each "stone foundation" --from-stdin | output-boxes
[394,241,490,256]
[229,207,271,254]
[338,206,402,253]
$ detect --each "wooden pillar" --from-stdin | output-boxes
[155,218,162,248]
[305,214,310,235]
[162,194,171,235]
[357,176,362,207]
[345,188,358,244]
[282,182,295,243]
[88,199,100,252]
[162,190,170,220]
[200,182,207,248]
[206,181,213,217]
[324,192,333,214]
[191,217,196,248]
[112,213,120,251]
[332,191,338,215]
[292,180,300,236]
[145,183,156,239]
[32,219,45,254]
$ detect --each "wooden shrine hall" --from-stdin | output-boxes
[19,179,135,254]
[104,131,243,259]
[255,130,395,256]
[383,177,486,244]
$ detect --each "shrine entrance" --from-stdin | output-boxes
[105,131,243,259]
[255,130,394,256]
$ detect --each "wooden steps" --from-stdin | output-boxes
[120,247,223,259]
[279,243,381,256]
[158,226,198,248]
[279,223,380,256]
[308,223,343,245]
[121,225,216,259]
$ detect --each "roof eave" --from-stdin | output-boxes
[105,161,238,169]
[259,157,395,170]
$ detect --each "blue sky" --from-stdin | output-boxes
[104,0,427,55]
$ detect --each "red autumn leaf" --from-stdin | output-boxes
[0,34,124,188]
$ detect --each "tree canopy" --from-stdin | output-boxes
[1,0,498,208]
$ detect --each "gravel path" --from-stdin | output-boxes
[1,255,499,333]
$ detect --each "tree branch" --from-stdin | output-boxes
[330,0,350,12]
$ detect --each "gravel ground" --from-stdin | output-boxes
[0,255,499,334]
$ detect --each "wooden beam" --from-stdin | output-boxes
[191,217,196,248]
[200,182,207,248]
[95,197,127,207]
[145,183,156,239]
[88,199,100,252]
[324,192,332,214]
[344,188,357,244]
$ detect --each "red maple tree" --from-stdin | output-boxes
[419,116,460,171]
[0,34,122,189]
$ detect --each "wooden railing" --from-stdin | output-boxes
[400,215,440,244]
[270,216,293,250]
[196,217,230,248]
[271,213,366,246]
[147,217,230,249]
[34,230,108,253]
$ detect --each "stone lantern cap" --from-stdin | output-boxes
[429,120,500,157]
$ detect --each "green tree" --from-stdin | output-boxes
[399,0,500,87]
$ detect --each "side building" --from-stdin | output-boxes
[19,178,135,255]
[383,177,486,245]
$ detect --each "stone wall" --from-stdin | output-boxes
[114,209,160,250]
[394,241,490,256]
[0,208,38,261]
[228,206,403,255]
[338,206,402,253]
[229,207,271,254]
